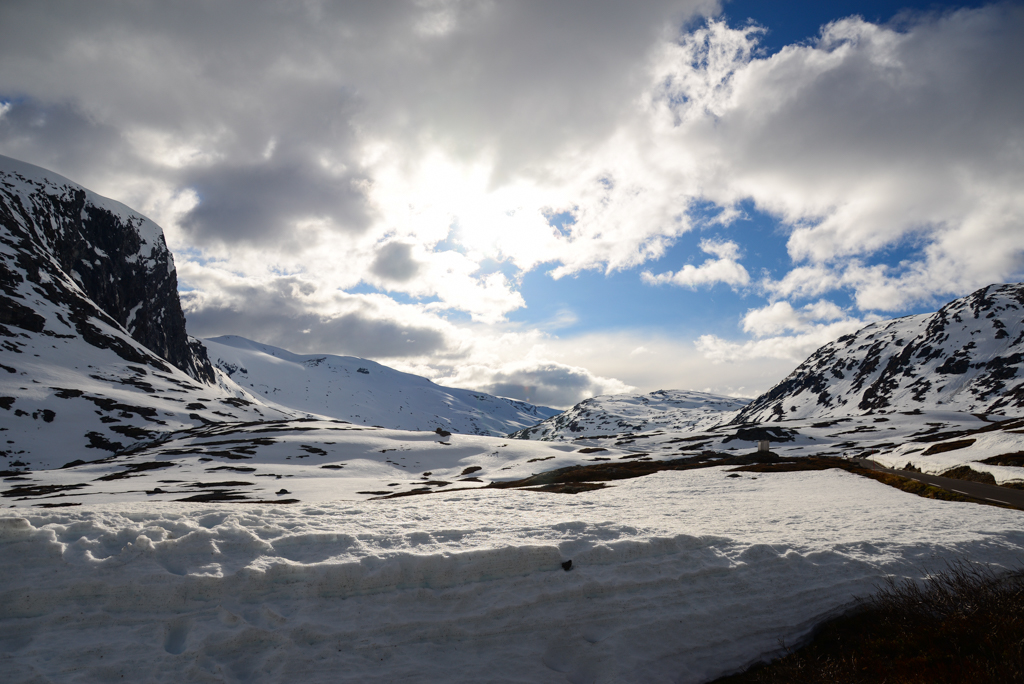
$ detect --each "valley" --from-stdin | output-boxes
[2,154,1023,683]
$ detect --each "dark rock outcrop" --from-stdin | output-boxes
[0,155,214,382]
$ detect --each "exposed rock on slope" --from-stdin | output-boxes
[735,284,1024,423]
[204,335,560,436]
[0,154,213,382]
[0,156,299,467]
[510,389,750,441]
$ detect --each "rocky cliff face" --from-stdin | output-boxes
[0,155,214,382]
[735,284,1024,423]
[0,156,302,467]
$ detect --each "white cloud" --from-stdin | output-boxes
[741,299,848,337]
[465,360,634,409]
[641,238,750,289]
[695,322,861,364]
[2,2,1023,395]
[664,9,1024,310]
[698,299,877,363]
[6,4,1022,317]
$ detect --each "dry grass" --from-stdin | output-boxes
[711,561,1024,684]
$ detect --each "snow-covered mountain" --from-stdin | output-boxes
[735,284,1024,423]
[0,156,302,468]
[204,335,559,436]
[510,389,750,441]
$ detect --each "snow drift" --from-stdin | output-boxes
[3,469,1023,683]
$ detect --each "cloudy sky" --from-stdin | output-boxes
[2,0,1022,408]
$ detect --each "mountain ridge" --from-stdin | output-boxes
[0,156,302,467]
[204,335,560,436]
[734,283,1024,423]
[510,389,750,441]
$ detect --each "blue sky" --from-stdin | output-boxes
[1,0,1021,406]
[508,0,1000,342]
[725,0,991,50]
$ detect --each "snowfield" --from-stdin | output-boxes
[204,335,559,436]
[3,469,1023,683]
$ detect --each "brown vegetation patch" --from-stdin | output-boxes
[939,465,997,485]
[734,458,1016,509]
[94,461,177,481]
[711,562,1024,684]
[487,452,784,491]
[522,482,608,494]
[729,457,846,473]
[922,439,976,456]
[174,490,298,503]
[980,451,1024,467]
[2,483,89,498]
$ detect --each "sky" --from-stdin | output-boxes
[1,0,1022,408]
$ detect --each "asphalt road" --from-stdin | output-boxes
[855,459,1024,509]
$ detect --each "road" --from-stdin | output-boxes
[854,459,1024,509]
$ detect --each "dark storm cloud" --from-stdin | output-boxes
[484,364,609,408]
[0,0,717,249]
[370,242,421,282]
[0,101,135,183]
[179,278,449,358]
[179,154,370,247]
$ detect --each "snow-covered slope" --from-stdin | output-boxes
[204,335,559,436]
[0,157,303,468]
[510,389,750,441]
[736,284,1024,423]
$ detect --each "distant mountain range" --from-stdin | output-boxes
[510,389,749,441]
[4,153,1024,482]
[513,284,1024,443]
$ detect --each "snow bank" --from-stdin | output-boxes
[3,468,1022,683]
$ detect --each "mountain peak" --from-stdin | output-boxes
[734,283,1024,423]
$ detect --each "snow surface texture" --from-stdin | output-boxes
[736,284,1024,422]
[3,420,597,505]
[510,389,749,441]
[4,157,1024,682]
[205,335,558,436]
[3,470,1023,683]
